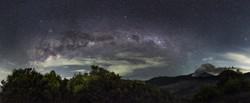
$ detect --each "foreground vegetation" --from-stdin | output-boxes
[0,65,175,103]
[2,65,250,103]
[192,69,250,103]
[147,66,250,103]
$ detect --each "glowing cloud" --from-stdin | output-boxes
[225,53,250,64]
[30,52,167,77]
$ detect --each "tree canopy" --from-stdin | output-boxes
[0,66,173,103]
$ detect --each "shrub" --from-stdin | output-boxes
[1,66,173,103]
[193,86,222,102]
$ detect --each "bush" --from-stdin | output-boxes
[193,69,250,102]
[193,86,222,102]
[1,68,48,103]
[1,66,173,103]
[219,78,250,94]
[218,69,244,86]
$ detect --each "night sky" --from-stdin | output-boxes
[1,0,250,80]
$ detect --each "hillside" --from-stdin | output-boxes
[146,64,250,103]
[147,75,219,96]
[2,64,250,103]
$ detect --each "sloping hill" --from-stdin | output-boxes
[147,64,250,97]
[147,74,219,96]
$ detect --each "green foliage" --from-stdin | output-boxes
[90,65,121,80]
[193,69,250,102]
[194,86,222,102]
[67,73,88,93]
[0,65,172,103]
[43,70,61,90]
[216,69,250,94]
[1,68,47,103]
[43,71,63,102]
[218,69,244,85]
[219,78,250,94]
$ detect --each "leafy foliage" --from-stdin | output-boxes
[193,86,222,102]
[193,69,250,103]
[0,66,173,103]
[1,68,47,103]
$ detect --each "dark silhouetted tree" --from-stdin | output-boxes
[1,68,47,103]
[1,66,172,103]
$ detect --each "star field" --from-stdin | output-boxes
[0,0,250,80]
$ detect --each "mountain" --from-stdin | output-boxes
[146,74,219,96]
[146,64,250,97]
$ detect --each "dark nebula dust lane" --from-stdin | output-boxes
[0,0,250,80]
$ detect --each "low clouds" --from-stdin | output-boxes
[30,52,167,78]
[202,51,250,73]
[223,52,250,72]
[0,60,18,80]
[0,67,11,81]
[225,52,250,65]
[202,57,214,62]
